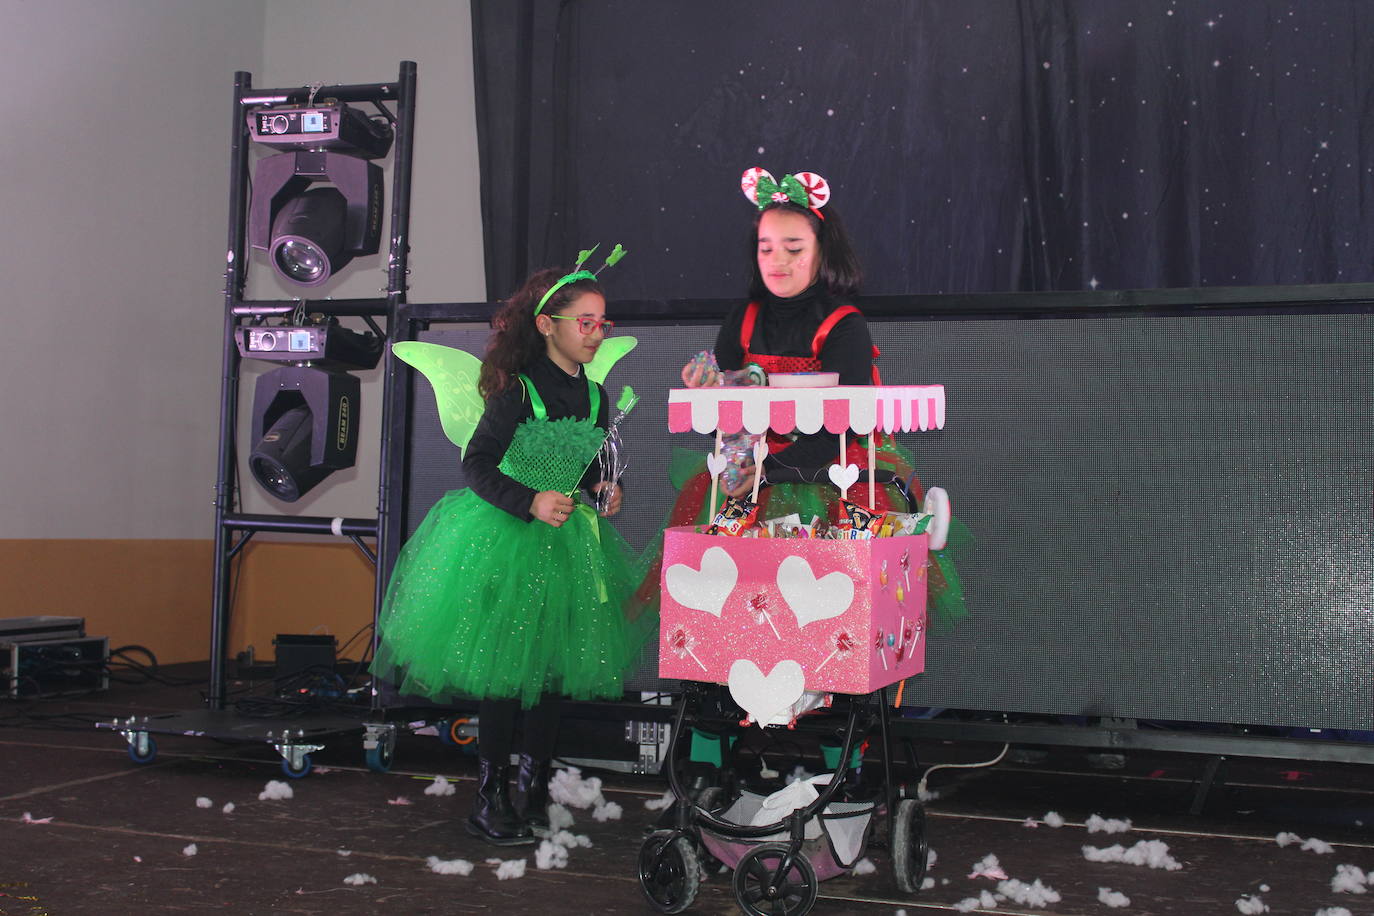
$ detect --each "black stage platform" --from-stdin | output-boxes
[4,665,1374,914]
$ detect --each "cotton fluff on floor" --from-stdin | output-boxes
[956,852,1061,910]
[419,765,605,883]
[423,775,456,796]
[258,780,293,801]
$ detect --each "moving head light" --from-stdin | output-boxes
[246,102,393,287]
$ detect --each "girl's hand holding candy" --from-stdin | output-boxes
[680,350,720,388]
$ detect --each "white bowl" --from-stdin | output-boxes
[768,372,840,388]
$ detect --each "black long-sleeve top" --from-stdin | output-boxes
[462,354,610,520]
[714,284,878,483]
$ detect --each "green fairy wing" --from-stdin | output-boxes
[392,341,484,453]
[394,335,636,452]
[585,336,638,385]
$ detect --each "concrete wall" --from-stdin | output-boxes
[0,1,485,663]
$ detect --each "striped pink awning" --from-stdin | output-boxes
[667,385,946,435]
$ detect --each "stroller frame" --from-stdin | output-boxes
[638,682,929,915]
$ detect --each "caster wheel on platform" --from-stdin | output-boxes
[892,797,929,894]
[127,735,158,764]
[638,831,700,914]
[282,754,313,779]
[365,742,394,774]
[733,843,818,916]
[443,717,478,753]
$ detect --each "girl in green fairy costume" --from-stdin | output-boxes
[373,252,644,846]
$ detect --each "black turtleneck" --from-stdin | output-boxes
[462,353,610,520]
[713,284,879,482]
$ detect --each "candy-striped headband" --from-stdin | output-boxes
[740,167,831,218]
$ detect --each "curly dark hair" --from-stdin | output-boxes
[745,201,863,299]
[478,267,605,400]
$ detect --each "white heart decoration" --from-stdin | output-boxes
[665,546,738,618]
[728,659,806,727]
[752,438,770,465]
[827,463,860,494]
[706,453,727,477]
[777,554,854,628]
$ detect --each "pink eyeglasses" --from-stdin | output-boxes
[550,315,614,336]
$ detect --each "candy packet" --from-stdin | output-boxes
[764,512,821,539]
[706,495,759,537]
[886,511,933,536]
[836,500,884,539]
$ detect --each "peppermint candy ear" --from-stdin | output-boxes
[793,171,831,209]
[741,167,775,206]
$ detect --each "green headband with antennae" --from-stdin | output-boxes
[534,243,627,314]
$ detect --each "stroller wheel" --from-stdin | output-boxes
[638,831,700,914]
[733,843,818,916]
[892,798,929,894]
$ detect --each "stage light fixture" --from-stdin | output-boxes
[248,366,360,502]
[246,101,393,287]
[238,319,382,502]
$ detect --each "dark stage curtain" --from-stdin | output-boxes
[469,0,565,301]
[471,0,1374,300]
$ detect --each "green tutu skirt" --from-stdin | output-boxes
[372,489,647,708]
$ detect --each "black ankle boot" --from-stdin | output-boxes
[513,754,552,833]
[466,758,535,846]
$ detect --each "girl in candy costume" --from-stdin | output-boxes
[666,168,969,632]
[372,252,646,846]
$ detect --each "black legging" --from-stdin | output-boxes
[478,695,562,763]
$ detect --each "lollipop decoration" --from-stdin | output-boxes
[895,617,918,663]
[874,630,890,671]
[668,627,707,672]
[815,629,857,672]
[750,592,780,640]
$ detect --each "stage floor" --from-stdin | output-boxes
[3,668,1373,914]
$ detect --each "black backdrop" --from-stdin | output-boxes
[459,1,1374,732]
[472,0,1374,300]
[405,299,1374,732]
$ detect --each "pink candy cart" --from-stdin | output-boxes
[638,384,946,916]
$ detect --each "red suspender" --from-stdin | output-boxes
[739,301,761,352]
[742,301,881,384]
[812,305,882,384]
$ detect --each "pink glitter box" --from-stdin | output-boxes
[659,528,928,695]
